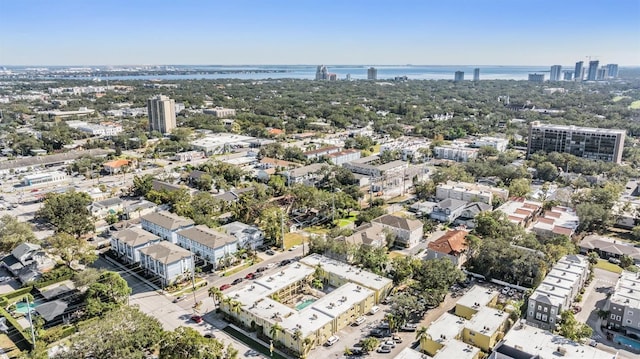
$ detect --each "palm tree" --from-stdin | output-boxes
[386,313,397,333]
[314,264,325,279]
[269,323,283,341]
[221,296,232,310]
[230,300,242,314]
[208,287,224,308]
[312,279,324,290]
[415,326,431,347]
[300,337,314,359]
[292,329,303,355]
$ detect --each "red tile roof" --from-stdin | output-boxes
[428,230,468,255]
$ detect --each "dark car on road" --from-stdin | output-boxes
[279,259,292,266]
[256,267,267,273]
[232,278,244,285]
[266,250,276,255]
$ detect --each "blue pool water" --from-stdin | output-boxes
[295,298,315,311]
[614,334,640,351]
[14,302,36,315]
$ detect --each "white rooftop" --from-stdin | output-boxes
[426,313,465,344]
[432,339,480,359]
[465,306,509,335]
[610,270,640,310]
[299,254,392,291]
[392,347,424,359]
[494,322,617,359]
[457,286,498,310]
[191,133,255,149]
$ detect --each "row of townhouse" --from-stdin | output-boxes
[526,255,590,330]
[604,270,640,336]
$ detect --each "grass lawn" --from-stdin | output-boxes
[594,259,623,274]
[305,226,329,235]
[337,212,358,227]
[0,334,20,358]
[389,251,405,259]
[612,95,628,102]
[284,232,306,249]
[630,100,640,110]
[387,195,411,204]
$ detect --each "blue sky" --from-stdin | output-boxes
[1,0,638,66]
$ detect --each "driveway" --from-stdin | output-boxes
[580,268,636,359]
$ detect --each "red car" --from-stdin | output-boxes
[245,272,255,279]
[191,315,203,324]
[219,284,232,291]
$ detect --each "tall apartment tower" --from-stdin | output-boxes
[315,65,328,80]
[473,68,480,82]
[454,71,464,82]
[587,60,599,81]
[147,95,176,134]
[606,64,619,78]
[367,67,378,80]
[563,71,573,81]
[597,68,608,80]
[527,121,626,163]
[550,65,562,81]
[574,61,584,81]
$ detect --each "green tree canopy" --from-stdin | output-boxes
[35,191,94,237]
[0,214,37,252]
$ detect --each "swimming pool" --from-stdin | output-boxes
[14,301,36,315]
[614,334,640,351]
[295,298,316,311]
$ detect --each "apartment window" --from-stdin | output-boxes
[611,314,616,320]
[551,309,555,314]
[617,316,622,321]
[543,307,548,313]
[536,312,542,320]
[629,311,633,316]
[537,305,542,311]
[542,315,548,322]
[627,320,632,324]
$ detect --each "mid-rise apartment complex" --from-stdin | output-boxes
[367,67,377,80]
[549,65,562,81]
[147,95,176,134]
[527,121,626,163]
[526,255,589,330]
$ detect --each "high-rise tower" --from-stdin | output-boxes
[587,60,599,81]
[473,68,480,82]
[574,61,584,82]
[147,95,176,134]
[367,67,378,80]
[550,65,562,81]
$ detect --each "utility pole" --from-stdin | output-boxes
[280,211,285,250]
[25,297,36,345]
[191,253,197,312]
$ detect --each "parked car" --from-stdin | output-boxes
[383,340,396,348]
[369,306,380,315]
[172,295,185,303]
[204,332,216,339]
[325,335,340,346]
[353,316,366,326]
[252,272,264,279]
[266,250,276,255]
[348,348,365,357]
[392,335,403,343]
[266,263,276,269]
[245,350,260,357]
[256,267,267,273]
[220,284,232,291]
[279,259,292,266]
[190,315,203,324]
[232,278,244,285]
[400,323,417,332]
[370,329,389,338]
[501,287,511,295]
[608,257,621,265]
[245,272,255,279]
[377,346,392,354]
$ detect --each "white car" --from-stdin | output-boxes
[325,335,340,346]
[369,305,380,315]
[501,287,510,295]
[266,263,276,269]
[354,316,366,326]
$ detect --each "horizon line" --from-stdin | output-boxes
[3,63,635,68]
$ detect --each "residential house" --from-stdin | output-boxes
[426,230,469,268]
[89,197,124,219]
[151,179,184,193]
[139,241,193,287]
[526,255,589,330]
[220,221,264,249]
[140,211,194,243]
[176,225,238,268]
[579,235,640,264]
[103,159,132,174]
[35,300,70,328]
[532,206,579,238]
[214,187,255,204]
[430,198,467,223]
[497,199,542,227]
[409,201,438,217]
[281,163,326,186]
[433,145,478,162]
[110,227,161,264]
[122,200,157,220]
[453,202,493,229]
[371,214,423,248]
[604,270,640,335]
[1,243,56,283]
